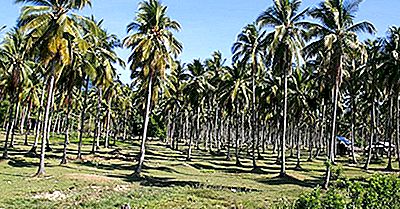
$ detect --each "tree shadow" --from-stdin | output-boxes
[7,158,38,168]
[75,160,134,171]
[107,173,259,192]
[257,174,321,188]
[190,162,276,175]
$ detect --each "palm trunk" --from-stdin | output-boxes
[364,98,375,170]
[235,103,241,166]
[226,116,231,160]
[77,76,90,159]
[92,87,102,153]
[396,91,400,169]
[324,55,342,189]
[20,105,28,134]
[24,102,32,146]
[36,73,55,176]
[135,75,153,174]
[61,98,71,165]
[10,99,20,148]
[280,60,288,177]
[2,91,15,159]
[295,126,301,170]
[386,94,394,171]
[29,86,46,155]
[187,112,194,161]
[105,97,112,148]
[350,87,357,164]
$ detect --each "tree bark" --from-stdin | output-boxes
[135,75,153,174]
[324,55,342,189]
[60,99,71,165]
[364,98,375,170]
[36,73,55,176]
[77,76,90,159]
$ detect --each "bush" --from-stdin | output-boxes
[295,187,322,209]
[290,174,400,209]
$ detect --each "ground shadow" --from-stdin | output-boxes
[257,174,321,188]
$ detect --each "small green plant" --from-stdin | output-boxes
[295,187,322,209]
[331,165,344,181]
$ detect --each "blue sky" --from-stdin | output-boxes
[0,0,399,83]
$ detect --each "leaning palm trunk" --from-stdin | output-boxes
[36,73,55,176]
[10,99,20,148]
[2,92,16,159]
[77,76,90,159]
[29,86,46,155]
[136,75,153,174]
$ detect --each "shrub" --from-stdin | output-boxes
[290,174,400,209]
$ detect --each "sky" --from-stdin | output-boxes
[0,0,399,83]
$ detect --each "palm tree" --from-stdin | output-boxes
[257,0,310,177]
[1,28,32,158]
[16,0,93,176]
[232,23,266,169]
[305,0,376,188]
[220,62,251,165]
[381,27,400,171]
[124,0,182,175]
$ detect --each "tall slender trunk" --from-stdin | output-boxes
[2,91,15,159]
[36,73,55,176]
[20,105,28,134]
[295,126,301,170]
[123,109,128,141]
[235,103,241,165]
[280,59,288,177]
[316,99,326,158]
[396,92,400,169]
[10,99,20,148]
[386,94,394,171]
[226,116,232,160]
[92,87,102,153]
[61,98,71,165]
[77,76,90,159]
[135,75,153,174]
[364,98,375,170]
[105,96,112,148]
[187,112,194,161]
[324,55,342,189]
[24,102,32,146]
[30,86,46,154]
[350,86,357,164]
[251,66,257,169]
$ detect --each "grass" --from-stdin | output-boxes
[0,132,398,208]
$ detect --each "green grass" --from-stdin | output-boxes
[0,132,397,208]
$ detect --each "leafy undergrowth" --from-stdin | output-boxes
[0,133,396,208]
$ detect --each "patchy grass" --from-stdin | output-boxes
[0,132,397,208]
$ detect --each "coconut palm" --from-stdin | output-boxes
[257,0,310,177]
[124,0,182,174]
[1,28,33,158]
[305,0,376,188]
[232,23,266,169]
[16,0,93,176]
